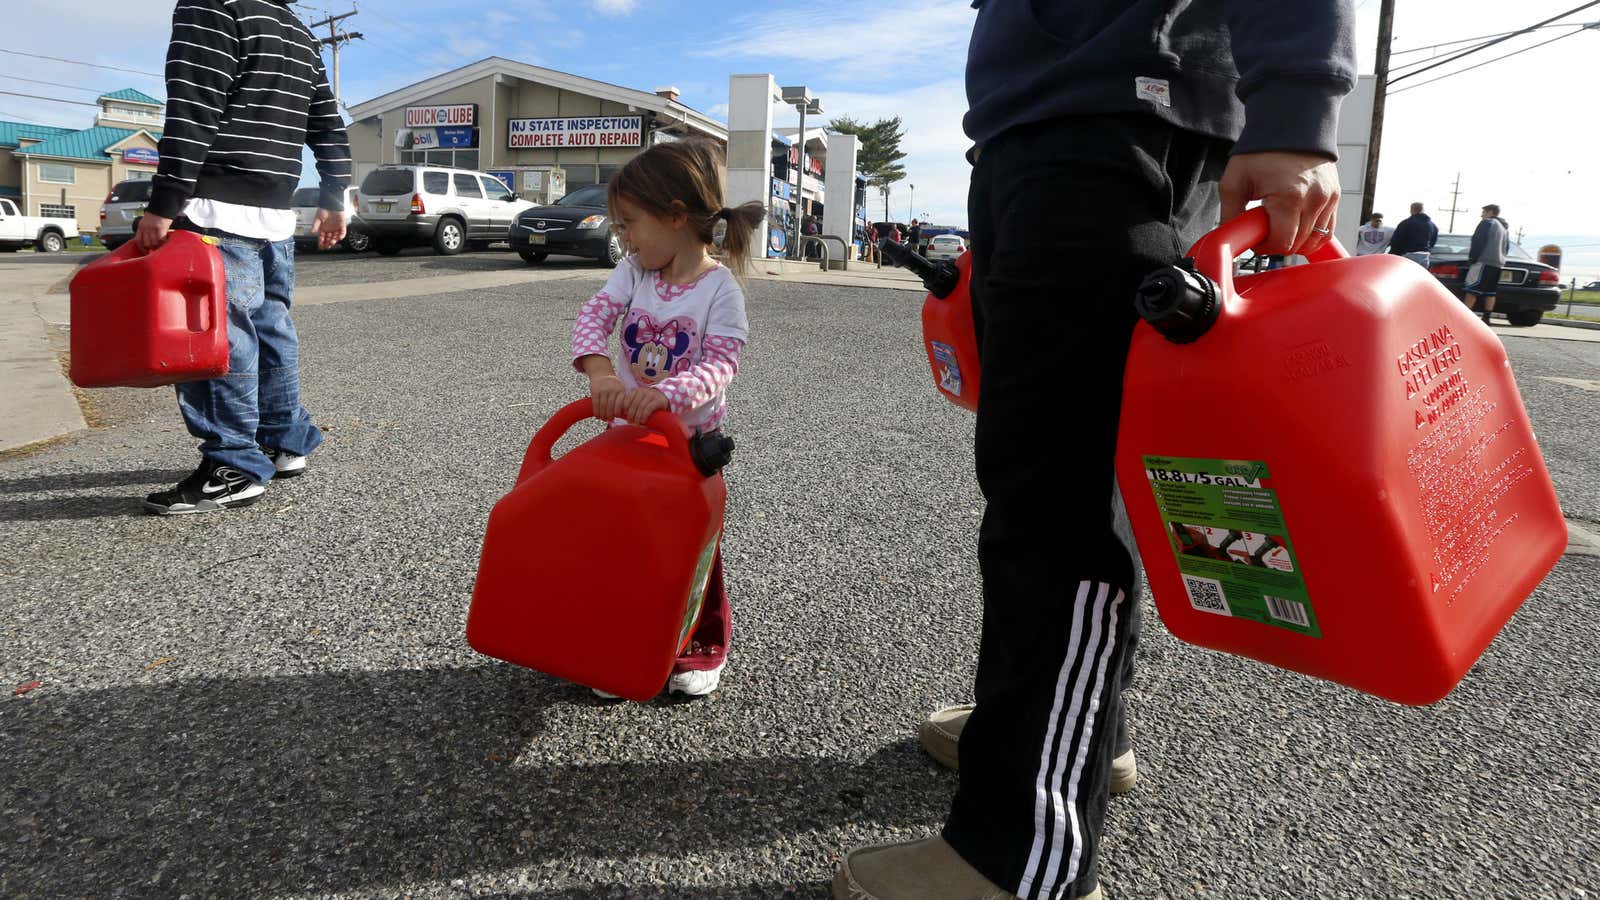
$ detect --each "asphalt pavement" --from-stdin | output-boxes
[2,259,1598,898]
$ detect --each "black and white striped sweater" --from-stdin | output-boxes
[149,0,352,220]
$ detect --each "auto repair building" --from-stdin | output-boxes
[0,89,164,235]
[344,57,726,200]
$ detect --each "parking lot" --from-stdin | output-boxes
[2,252,1599,898]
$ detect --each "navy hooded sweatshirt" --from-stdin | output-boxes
[964,0,1358,159]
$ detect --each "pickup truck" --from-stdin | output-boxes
[0,198,79,252]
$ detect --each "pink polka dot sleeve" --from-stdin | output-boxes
[571,290,625,370]
[655,335,743,415]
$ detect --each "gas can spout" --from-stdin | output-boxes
[880,239,960,298]
[1135,259,1221,344]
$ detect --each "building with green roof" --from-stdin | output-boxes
[1,89,165,233]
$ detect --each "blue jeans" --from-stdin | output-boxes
[175,230,321,483]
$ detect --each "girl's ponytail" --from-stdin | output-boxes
[712,202,767,276]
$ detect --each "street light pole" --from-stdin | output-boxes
[793,103,806,261]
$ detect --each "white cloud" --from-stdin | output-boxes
[595,0,638,15]
[699,2,975,74]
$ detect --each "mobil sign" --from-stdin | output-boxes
[405,104,477,128]
[507,116,643,149]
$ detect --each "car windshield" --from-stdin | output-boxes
[361,169,415,196]
[292,187,320,207]
[109,180,153,203]
[556,185,608,208]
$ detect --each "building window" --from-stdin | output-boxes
[399,149,479,170]
[40,204,76,219]
[38,163,76,184]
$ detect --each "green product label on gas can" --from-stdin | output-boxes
[1142,456,1319,638]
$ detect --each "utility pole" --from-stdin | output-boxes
[1360,0,1395,223]
[308,9,362,105]
[1444,172,1470,231]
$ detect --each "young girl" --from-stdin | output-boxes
[569,139,765,697]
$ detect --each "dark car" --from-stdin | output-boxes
[509,184,624,266]
[1424,234,1562,326]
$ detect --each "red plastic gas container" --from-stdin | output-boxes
[68,231,228,388]
[1116,208,1567,705]
[467,399,727,701]
[922,252,980,411]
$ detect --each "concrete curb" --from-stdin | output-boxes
[1545,317,1600,331]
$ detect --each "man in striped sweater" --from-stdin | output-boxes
[138,0,352,515]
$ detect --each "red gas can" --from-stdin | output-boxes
[884,239,981,412]
[1116,209,1567,705]
[922,252,980,412]
[68,231,229,388]
[467,400,728,701]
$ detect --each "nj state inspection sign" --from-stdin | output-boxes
[507,116,644,149]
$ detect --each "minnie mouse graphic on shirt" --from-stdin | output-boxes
[622,311,698,385]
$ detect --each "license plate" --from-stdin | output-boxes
[528,234,546,245]
[376,202,392,212]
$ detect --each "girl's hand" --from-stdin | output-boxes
[589,374,626,420]
[622,388,669,424]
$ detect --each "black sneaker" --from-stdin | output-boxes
[263,447,307,479]
[143,459,266,515]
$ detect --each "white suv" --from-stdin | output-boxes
[357,166,532,256]
[293,186,371,253]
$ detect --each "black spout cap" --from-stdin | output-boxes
[1135,259,1220,344]
[879,239,960,298]
[690,431,736,477]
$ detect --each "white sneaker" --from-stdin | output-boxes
[264,448,307,478]
[667,662,724,697]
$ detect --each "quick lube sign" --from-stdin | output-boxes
[405,104,477,128]
[507,116,643,149]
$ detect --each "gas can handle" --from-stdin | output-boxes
[1188,207,1349,291]
[516,398,691,484]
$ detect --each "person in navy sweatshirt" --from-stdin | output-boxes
[832,3,1356,899]
[137,0,352,515]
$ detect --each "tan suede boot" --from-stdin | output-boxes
[832,836,1102,900]
[917,704,1138,793]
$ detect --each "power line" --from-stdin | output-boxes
[0,90,102,108]
[0,48,164,79]
[1390,22,1595,61]
[1388,0,1600,84]
[0,74,122,95]
[1390,26,1593,94]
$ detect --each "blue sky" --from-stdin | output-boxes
[6,0,1600,273]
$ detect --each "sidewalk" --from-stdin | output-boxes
[0,257,86,453]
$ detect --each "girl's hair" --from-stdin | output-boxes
[607,139,767,275]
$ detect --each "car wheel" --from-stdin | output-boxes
[376,241,404,256]
[518,249,548,265]
[38,232,65,253]
[342,231,372,253]
[434,219,465,255]
[602,233,624,267]
[1506,308,1543,327]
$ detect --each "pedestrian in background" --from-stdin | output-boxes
[138,0,351,514]
[1464,204,1509,325]
[1388,201,1438,267]
[831,0,1355,898]
[1356,212,1392,256]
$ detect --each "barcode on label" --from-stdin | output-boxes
[1183,576,1230,616]
[1264,594,1310,627]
